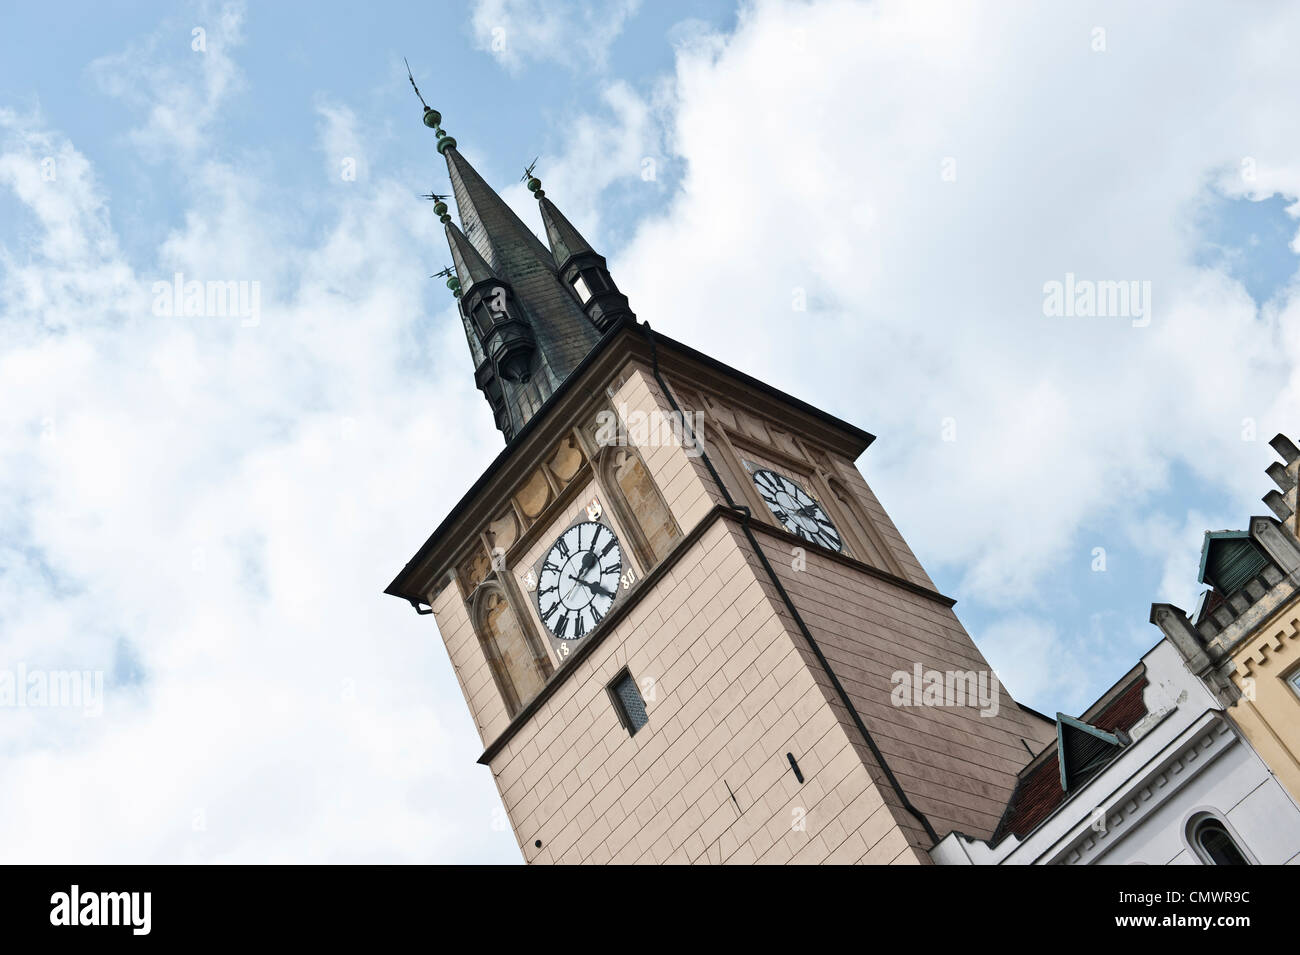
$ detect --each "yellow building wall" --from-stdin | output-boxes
[1229,592,1300,804]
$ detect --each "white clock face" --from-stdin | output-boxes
[752,468,842,552]
[535,521,623,641]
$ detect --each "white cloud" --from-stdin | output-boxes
[471,0,641,72]
[87,1,246,159]
[1128,508,1232,610]
[0,53,516,861]
[484,79,670,253]
[978,608,1155,717]
[9,0,1300,863]
[614,0,1300,613]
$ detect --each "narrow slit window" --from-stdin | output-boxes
[609,670,648,735]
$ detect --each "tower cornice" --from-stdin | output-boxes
[384,317,876,605]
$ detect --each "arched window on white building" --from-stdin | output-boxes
[1186,812,1251,865]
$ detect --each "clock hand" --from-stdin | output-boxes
[583,581,615,598]
[561,552,598,601]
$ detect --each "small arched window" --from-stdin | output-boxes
[826,477,903,575]
[1188,814,1250,865]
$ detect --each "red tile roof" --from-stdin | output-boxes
[994,677,1148,842]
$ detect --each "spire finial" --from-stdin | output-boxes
[404,59,457,152]
[432,265,461,298]
[521,157,544,198]
[420,191,453,223]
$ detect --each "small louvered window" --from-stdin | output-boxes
[609,670,648,735]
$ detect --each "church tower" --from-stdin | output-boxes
[386,95,1055,863]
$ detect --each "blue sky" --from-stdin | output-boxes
[2,0,1299,863]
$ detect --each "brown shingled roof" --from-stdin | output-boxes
[992,677,1148,842]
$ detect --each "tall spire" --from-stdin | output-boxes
[406,64,623,441]
[444,148,554,274]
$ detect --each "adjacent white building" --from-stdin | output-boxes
[932,638,1300,865]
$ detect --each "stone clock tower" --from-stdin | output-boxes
[386,99,1055,864]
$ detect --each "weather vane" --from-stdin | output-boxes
[404,57,429,110]
[403,57,442,129]
[433,265,461,299]
[521,158,545,198]
[419,191,450,202]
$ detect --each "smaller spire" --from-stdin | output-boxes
[535,190,595,273]
[445,221,497,291]
[528,176,635,333]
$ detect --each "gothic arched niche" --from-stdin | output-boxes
[826,476,901,574]
[475,583,551,716]
[599,445,681,568]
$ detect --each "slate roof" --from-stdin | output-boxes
[537,195,597,270]
[441,145,601,440]
[446,220,497,289]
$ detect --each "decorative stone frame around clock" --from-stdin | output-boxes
[470,578,553,718]
[528,514,631,662]
[443,390,695,711]
[675,391,906,577]
[589,441,682,573]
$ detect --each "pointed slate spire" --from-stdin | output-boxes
[443,218,538,396]
[529,178,635,334]
[537,195,595,271]
[444,146,555,275]
[406,75,605,441]
[445,220,496,290]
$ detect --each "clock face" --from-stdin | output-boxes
[752,468,842,552]
[535,521,623,641]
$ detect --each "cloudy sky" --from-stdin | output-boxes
[2,0,1298,863]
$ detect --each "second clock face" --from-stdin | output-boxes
[752,468,843,552]
[535,521,623,641]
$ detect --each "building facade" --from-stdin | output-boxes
[935,435,1300,865]
[1154,434,1300,806]
[931,638,1300,865]
[386,102,1054,863]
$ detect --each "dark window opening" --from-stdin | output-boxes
[1192,818,1249,865]
[608,669,648,736]
[471,302,494,336]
